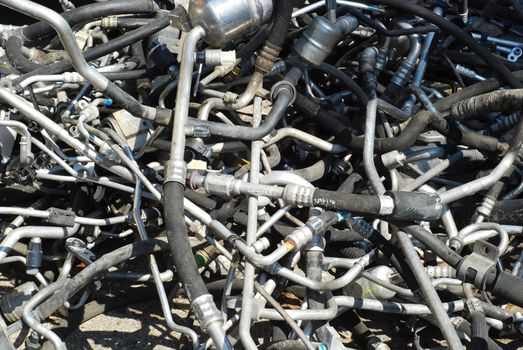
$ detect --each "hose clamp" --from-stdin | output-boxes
[457,241,498,289]
[378,195,394,215]
[164,159,187,185]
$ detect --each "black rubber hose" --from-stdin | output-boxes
[451,89,523,120]
[454,318,503,350]
[325,228,363,243]
[289,155,334,182]
[311,189,382,215]
[187,67,301,140]
[184,188,218,211]
[489,199,523,225]
[266,0,294,49]
[5,36,42,73]
[306,102,505,153]
[163,182,208,301]
[22,0,156,42]
[489,271,523,307]
[35,239,168,320]
[400,224,463,267]
[339,246,366,259]
[115,17,154,29]
[351,219,421,294]
[364,0,521,89]
[470,312,489,350]
[13,16,171,84]
[315,63,370,106]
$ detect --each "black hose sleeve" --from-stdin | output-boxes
[163,182,208,301]
[451,89,523,120]
[488,271,523,307]
[102,83,155,122]
[254,0,293,74]
[5,36,43,73]
[470,311,489,350]
[289,155,334,182]
[22,0,156,41]
[345,310,385,350]
[115,17,154,29]
[184,188,218,211]
[325,228,363,243]
[350,219,421,295]
[454,318,503,350]
[187,87,293,140]
[35,239,168,320]
[400,224,463,267]
[489,199,523,225]
[14,16,171,84]
[311,189,381,215]
[365,0,522,89]
[339,246,366,259]
[266,0,293,49]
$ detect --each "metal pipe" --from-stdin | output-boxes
[363,98,386,195]
[397,231,464,350]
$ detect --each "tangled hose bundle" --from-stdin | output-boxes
[0,0,522,349]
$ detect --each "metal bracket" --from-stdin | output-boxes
[457,241,498,289]
[65,238,96,265]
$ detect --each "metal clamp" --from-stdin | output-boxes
[66,238,97,265]
[508,47,522,62]
[457,241,498,289]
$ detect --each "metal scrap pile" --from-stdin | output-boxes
[0,0,522,349]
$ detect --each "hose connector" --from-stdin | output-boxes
[191,294,223,331]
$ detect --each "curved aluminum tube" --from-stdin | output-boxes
[363,98,386,195]
[335,296,465,315]
[397,231,464,350]
[291,0,382,17]
[168,26,206,171]
[271,251,374,291]
[197,72,264,121]
[0,88,133,181]
[22,282,66,350]
[455,222,509,254]
[260,171,314,188]
[258,293,338,321]
[0,225,79,264]
[439,151,517,204]
[0,0,108,91]
[264,127,347,154]
[0,120,32,164]
[240,98,263,350]
[397,22,422,72]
